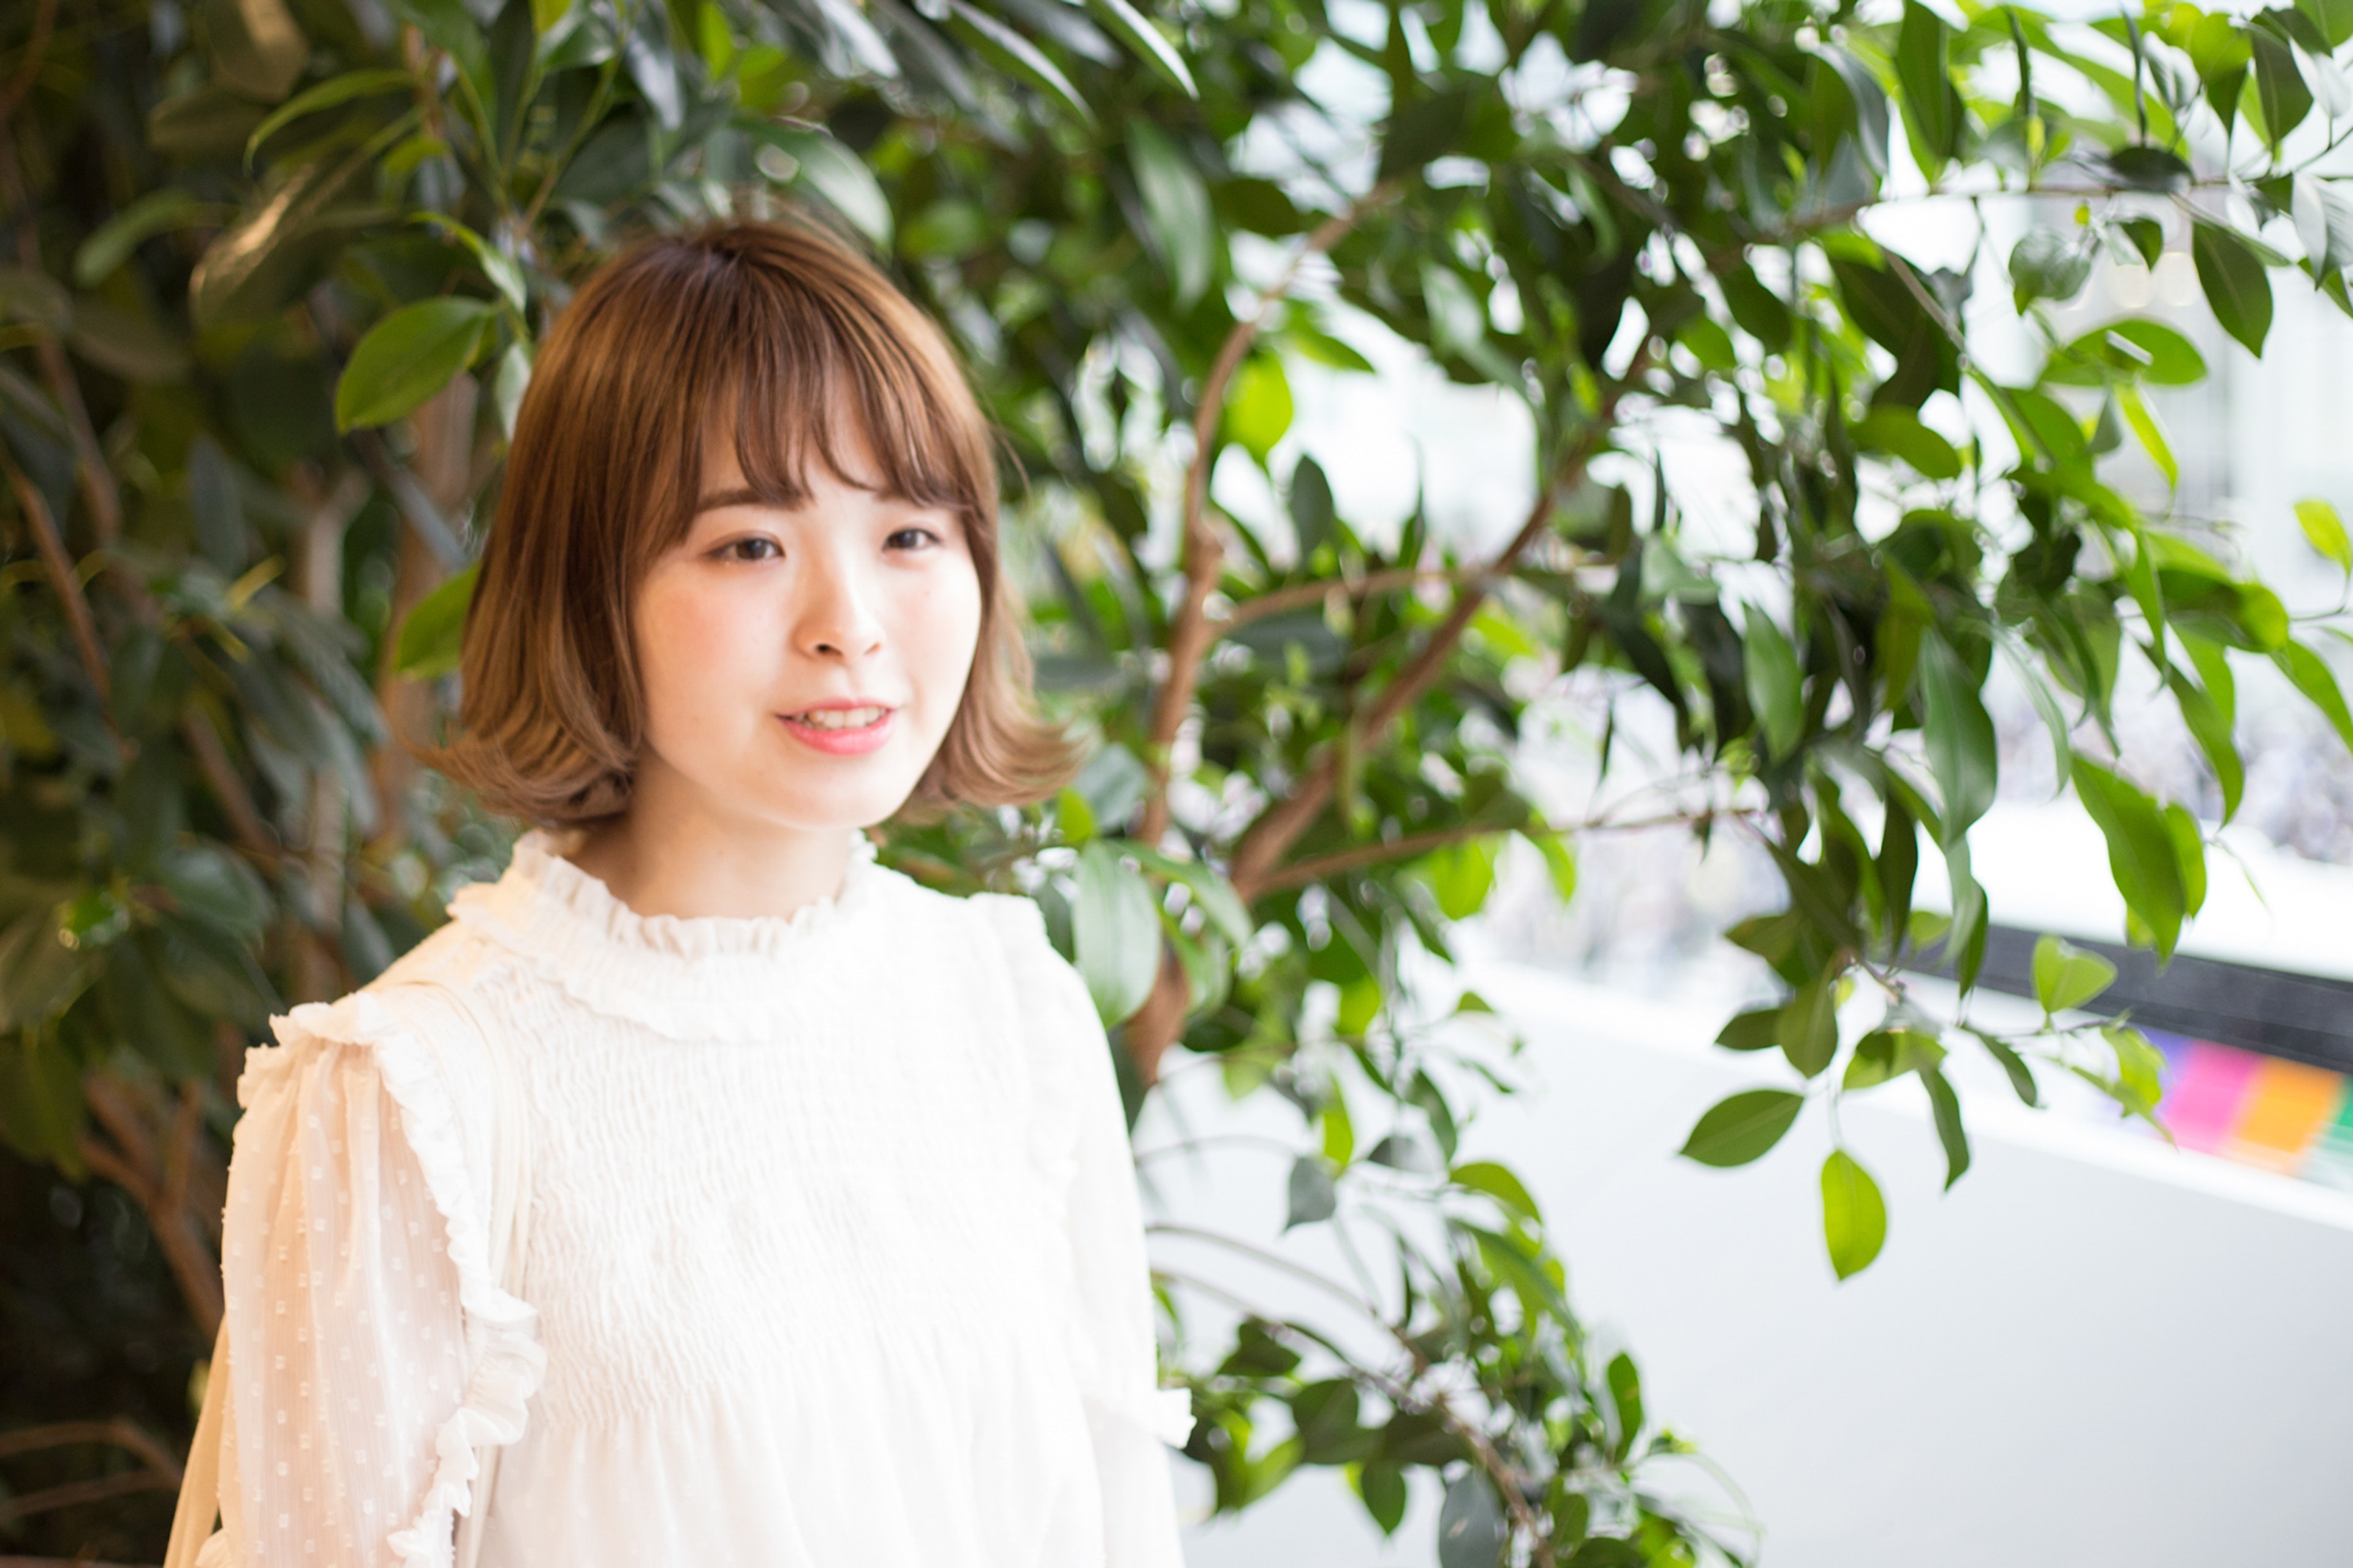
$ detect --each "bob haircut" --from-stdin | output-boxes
[438,217,1085,827]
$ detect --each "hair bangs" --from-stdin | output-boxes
[701,248,988,530]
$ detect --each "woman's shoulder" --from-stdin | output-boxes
[243,919,511,1118]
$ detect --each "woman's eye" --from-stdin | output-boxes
[719,537,781,562]
[887,527,941,550]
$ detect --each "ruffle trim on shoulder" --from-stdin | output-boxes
[444,830,896,1042]
[268,991,547,1568]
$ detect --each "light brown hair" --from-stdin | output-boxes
[436,216,1085,825]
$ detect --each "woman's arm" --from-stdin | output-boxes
[213,990,543,1568]
[980,895,1192,1568]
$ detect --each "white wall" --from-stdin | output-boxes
[1158,944,2353,1567]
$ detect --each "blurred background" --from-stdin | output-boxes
[1165,189,2353,1562]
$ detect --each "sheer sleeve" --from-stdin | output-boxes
[977,894,1192,1568]
[211,990,544,1568]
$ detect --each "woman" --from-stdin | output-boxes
[175,218,1193,1567]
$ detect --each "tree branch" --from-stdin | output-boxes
[1210,562,1539,634]
[1226,391,1635,905]
[1137,184,1396,849]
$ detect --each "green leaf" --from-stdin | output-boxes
[2274,640,2353,756]
[1223,354,1293,468]
[394,562,477,679]
[1715,1006,1781,1051]
[1854,406,1963,479]
[0,914,100,1034]
[2192,223,2274,355]
[157,843,271,940]
[1121,843,1254,946]
[1976,1029,2042,1106]
[1437,1471,1506,1568]
[1778,964,1841,1077]
[494,342,532,438]
[1414,837,1498,920]
[2165,801,2207,918]
[1460,1220,1571,1324]
[1678,1088,1805,1168]
[1450,1159,1542,1225]
[244,69,417,170]
[207,0,309,100]
[1821,1149,1887,1279]
[1127,119,1214,307]
[1523,828,1578,906]
[2301,0,2353,46]
[1284,1154,1338,1229]
[1322,1090,1354,1167]
[2117,384,2175,487]
[2252,29,2313,148]
[2296,499,2352,575]
[1290,1379,1363,1463]
[1605,1351,1645,1458]
[1074,840,1164,1024]
[1917,630,1996,839]
[1741,603,1804,759]
[1895,0,1960,167]
[949,0,1094,123]
[1086,0,1197,97]
[2009,228,2091,309]
[1921,1065,1971,1189]
[72,191,233,287]
[1842,1027,1945,1089]
[2070,758,2188,960]
[1355,1461,1408,1534]
[2032,932,2117,1013]
[748,125,895,249]
[2104,144,2192,192]
[147,85,267,161]
[410,213,528,314]
[1377,85,1472,183]
[2102,1023,2166,1114]
[0,1030,88,1173]
[1289,455,1334,558]
[335,297,496,431]
[2167,665,2243,821]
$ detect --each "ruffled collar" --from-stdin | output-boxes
[445,828,895,1040]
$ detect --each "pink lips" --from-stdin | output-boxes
[778,704,897,756]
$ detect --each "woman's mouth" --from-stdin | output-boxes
[779,705,896,755]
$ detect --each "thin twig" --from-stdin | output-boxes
[0,1471,180,1524]
[180,703,280,863]
[1250,803,1757,897]
[0,0,59,126]
[0,1418,183,1482]
[4,458,108,698]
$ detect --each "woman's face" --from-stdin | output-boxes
[627,421,984,836]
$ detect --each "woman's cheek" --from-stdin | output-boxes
[640,577,775,737]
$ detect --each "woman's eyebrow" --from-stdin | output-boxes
[692,486,767,514]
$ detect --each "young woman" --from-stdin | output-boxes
[175,220,1193,1567]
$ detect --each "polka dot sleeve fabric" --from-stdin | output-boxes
[214,994,544,1568]
[976,895,1193,1568]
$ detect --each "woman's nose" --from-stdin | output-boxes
[794,551,886,660]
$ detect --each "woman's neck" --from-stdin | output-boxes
[564,778,860,923]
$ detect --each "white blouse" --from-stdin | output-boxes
[201,829,1193,1568]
